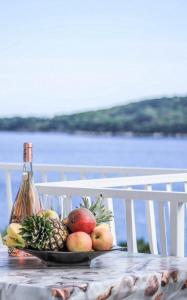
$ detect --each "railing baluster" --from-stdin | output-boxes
[63,195,72,217]
[60,172,68,181]
[58,173,67,218]
[102,197,117,246]
[145,184,158,254]
[41,172,48,183]
[5,171,13,217]
[170,186,185,257]
[100,174,117,245]
[123,187,137,253]
[80,173,92,206]
[124,199,137,252]
[166,183,171,216]
[157,184,168,256]
[40,172,49,208]
[58,196,64,220]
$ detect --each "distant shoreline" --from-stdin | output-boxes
[0,130,187,139]
[0,96,187,135]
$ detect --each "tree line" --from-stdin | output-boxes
[1,96,187,135]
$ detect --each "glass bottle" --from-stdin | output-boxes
[9,142,42,256]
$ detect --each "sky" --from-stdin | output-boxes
[0,0,187,117]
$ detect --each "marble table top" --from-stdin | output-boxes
[0,248,187,300]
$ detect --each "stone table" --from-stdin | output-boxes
[0,248,187,300]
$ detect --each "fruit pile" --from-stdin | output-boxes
[3,197,113,252]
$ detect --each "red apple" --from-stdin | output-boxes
[91,226,113,251]
[66,232,92,252]
[65,208,96,234]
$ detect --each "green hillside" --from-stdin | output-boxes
[1,96,187,135]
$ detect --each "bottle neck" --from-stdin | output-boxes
[23,161,33,177]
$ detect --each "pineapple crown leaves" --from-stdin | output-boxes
[20,216,53,250]
[80,194,113,224]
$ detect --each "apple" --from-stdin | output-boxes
[96,223,110,231]
[37,209,59,219]
[91,226,113,251]
[65,208,96,234]
[66,232,92,252]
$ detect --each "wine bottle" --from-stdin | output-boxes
[9,142,42,256]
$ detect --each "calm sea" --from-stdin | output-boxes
[1,132,187,250]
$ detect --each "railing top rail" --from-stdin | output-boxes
[36,173,187,188]
[0,162,187,174]
[36,185,187,203]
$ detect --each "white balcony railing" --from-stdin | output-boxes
[1,163,187,257]
[36,172,187,257]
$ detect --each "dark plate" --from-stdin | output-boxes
[23,247,126,266]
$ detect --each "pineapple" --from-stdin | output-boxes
[20,216,69,251]
[80,195,113,225]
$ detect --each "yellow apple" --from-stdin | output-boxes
[96,223,110,231]
[66,232,92,252]
[91,227,113,251]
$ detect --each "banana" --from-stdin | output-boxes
[3,223,25,248]
[3,235,25,248]
[7,223,25,245]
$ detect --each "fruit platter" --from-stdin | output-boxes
[3,197,125,265]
